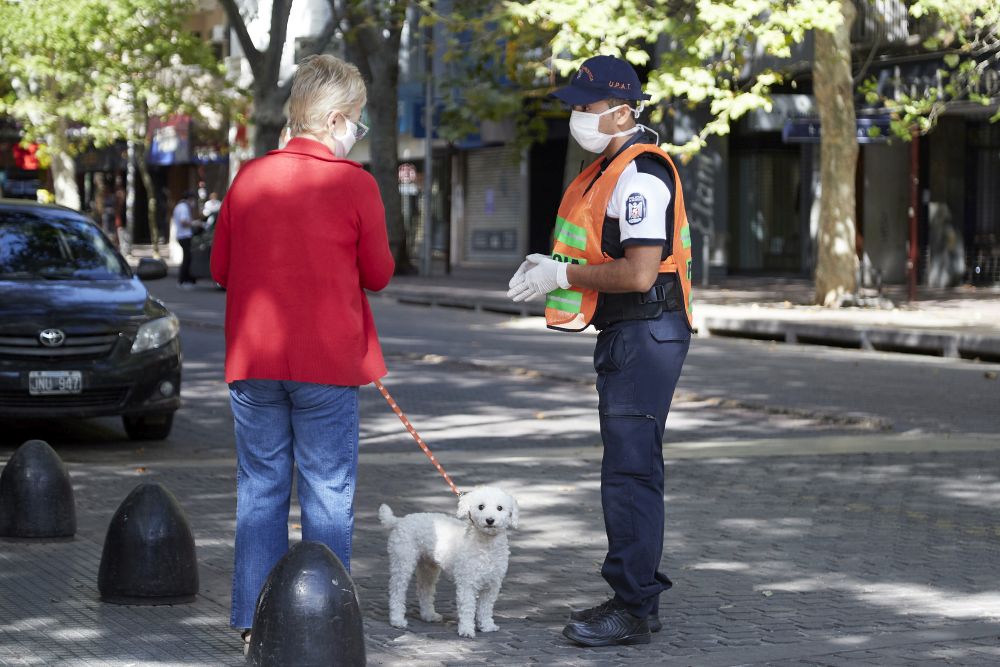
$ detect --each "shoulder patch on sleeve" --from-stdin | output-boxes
[625,192,646,226]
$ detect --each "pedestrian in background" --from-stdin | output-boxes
[202,191,222,229]
[210,53,394,653]
[508,55,693,647]
[172,191,197,288]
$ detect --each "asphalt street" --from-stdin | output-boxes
[1,284,999,665]
[368,297,1000,436]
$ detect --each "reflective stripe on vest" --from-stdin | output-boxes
[544,143,694,332]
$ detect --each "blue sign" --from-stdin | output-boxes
[783,116,893,144]
[148,116,191,165]
[412,100,443,139]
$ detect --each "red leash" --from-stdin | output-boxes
[373,379,461,496]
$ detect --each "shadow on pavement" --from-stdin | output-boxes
[1,319,998,665]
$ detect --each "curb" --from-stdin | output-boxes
[700,316,1000,361]
[374,288,1000,363]
[383,291,540,318]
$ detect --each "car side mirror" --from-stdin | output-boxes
[136,258,168,281]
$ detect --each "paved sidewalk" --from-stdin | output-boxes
[377,269,1000,362]
[3,258,1000,664]
[2,360,1000,665]
[129,244,1000,361]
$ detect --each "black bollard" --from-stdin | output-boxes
[248,541,365,667]
[0,439,76,539]
[98,482,198,605]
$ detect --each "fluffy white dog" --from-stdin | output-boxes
[378,486,519,638]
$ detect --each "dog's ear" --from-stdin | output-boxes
[456,490,474,521]
[508,496,519,529]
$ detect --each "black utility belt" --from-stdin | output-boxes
[592,274,683,330]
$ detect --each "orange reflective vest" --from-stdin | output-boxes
[545,143,693,332]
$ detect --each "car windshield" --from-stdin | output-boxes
[0,209,129,280]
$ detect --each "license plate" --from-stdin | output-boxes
[28,371,83,395]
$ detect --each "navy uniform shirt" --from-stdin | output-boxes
[586,129,675,262]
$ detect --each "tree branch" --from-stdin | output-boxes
[343,0,386,54]
[218,0,262,76]
[260,0,293,88]
[298,10,340,60]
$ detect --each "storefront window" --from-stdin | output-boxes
[730,150,802,273]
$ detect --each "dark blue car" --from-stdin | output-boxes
[0,199,181,439]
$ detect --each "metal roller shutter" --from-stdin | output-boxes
[968,122,1000,284]
[463,146,524,263]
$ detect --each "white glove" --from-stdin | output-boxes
[507,258,533,289]
[506,253,570,303]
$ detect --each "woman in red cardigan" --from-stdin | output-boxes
[210,54,394,648]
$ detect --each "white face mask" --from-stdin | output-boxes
[331,118,360,157]
[569,105,639,153]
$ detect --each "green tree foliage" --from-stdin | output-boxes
[441,0,996,149]
[218,0,414,269]
[436,0,845,153]
[0,0,234,219]
[862,0,1000,136]
[438,0,997,303]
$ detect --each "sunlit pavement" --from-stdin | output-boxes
[1,276,999,666]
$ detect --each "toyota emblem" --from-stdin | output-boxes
[39,329,66,347]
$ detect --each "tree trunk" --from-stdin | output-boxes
[125,139,137,255]
[130,109,161,258]
[812,0,859,306]
[252,84,289,157]
[91,174,106,225]
[48,126,81,210]
[135,144,161,258]
[345,4,412,274]
[364,48,413,272]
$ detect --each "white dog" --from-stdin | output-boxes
[378,486,518,638]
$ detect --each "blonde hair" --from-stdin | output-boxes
[287,55,367,136]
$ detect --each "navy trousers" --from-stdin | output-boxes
[593,308,690,618]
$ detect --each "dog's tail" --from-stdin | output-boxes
[378,504,398,529]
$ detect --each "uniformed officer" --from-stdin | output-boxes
[507,55,693,647]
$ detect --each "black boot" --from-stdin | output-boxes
[563,599,651,647]
[569,598,662,632]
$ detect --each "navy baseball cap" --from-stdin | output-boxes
[551,55,652,106]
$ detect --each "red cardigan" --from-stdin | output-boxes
[210,137,395,386]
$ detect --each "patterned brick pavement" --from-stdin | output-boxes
[2,348,999,665]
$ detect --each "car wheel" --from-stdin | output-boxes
[122,413,174,440]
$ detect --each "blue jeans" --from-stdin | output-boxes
[228,379,359,629]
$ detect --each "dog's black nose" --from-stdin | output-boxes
[486,518,495,525]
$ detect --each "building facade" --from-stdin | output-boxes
[219,1,999,287]
[670,2,1000,288]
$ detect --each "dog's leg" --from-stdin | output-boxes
[455,583,477,638]
[476,582,501,632]
[388,549,418,629]
[415,560,443,623]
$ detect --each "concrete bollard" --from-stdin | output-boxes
[98,482,198,604]
[248,541,365,667]
[0,439,76,539]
